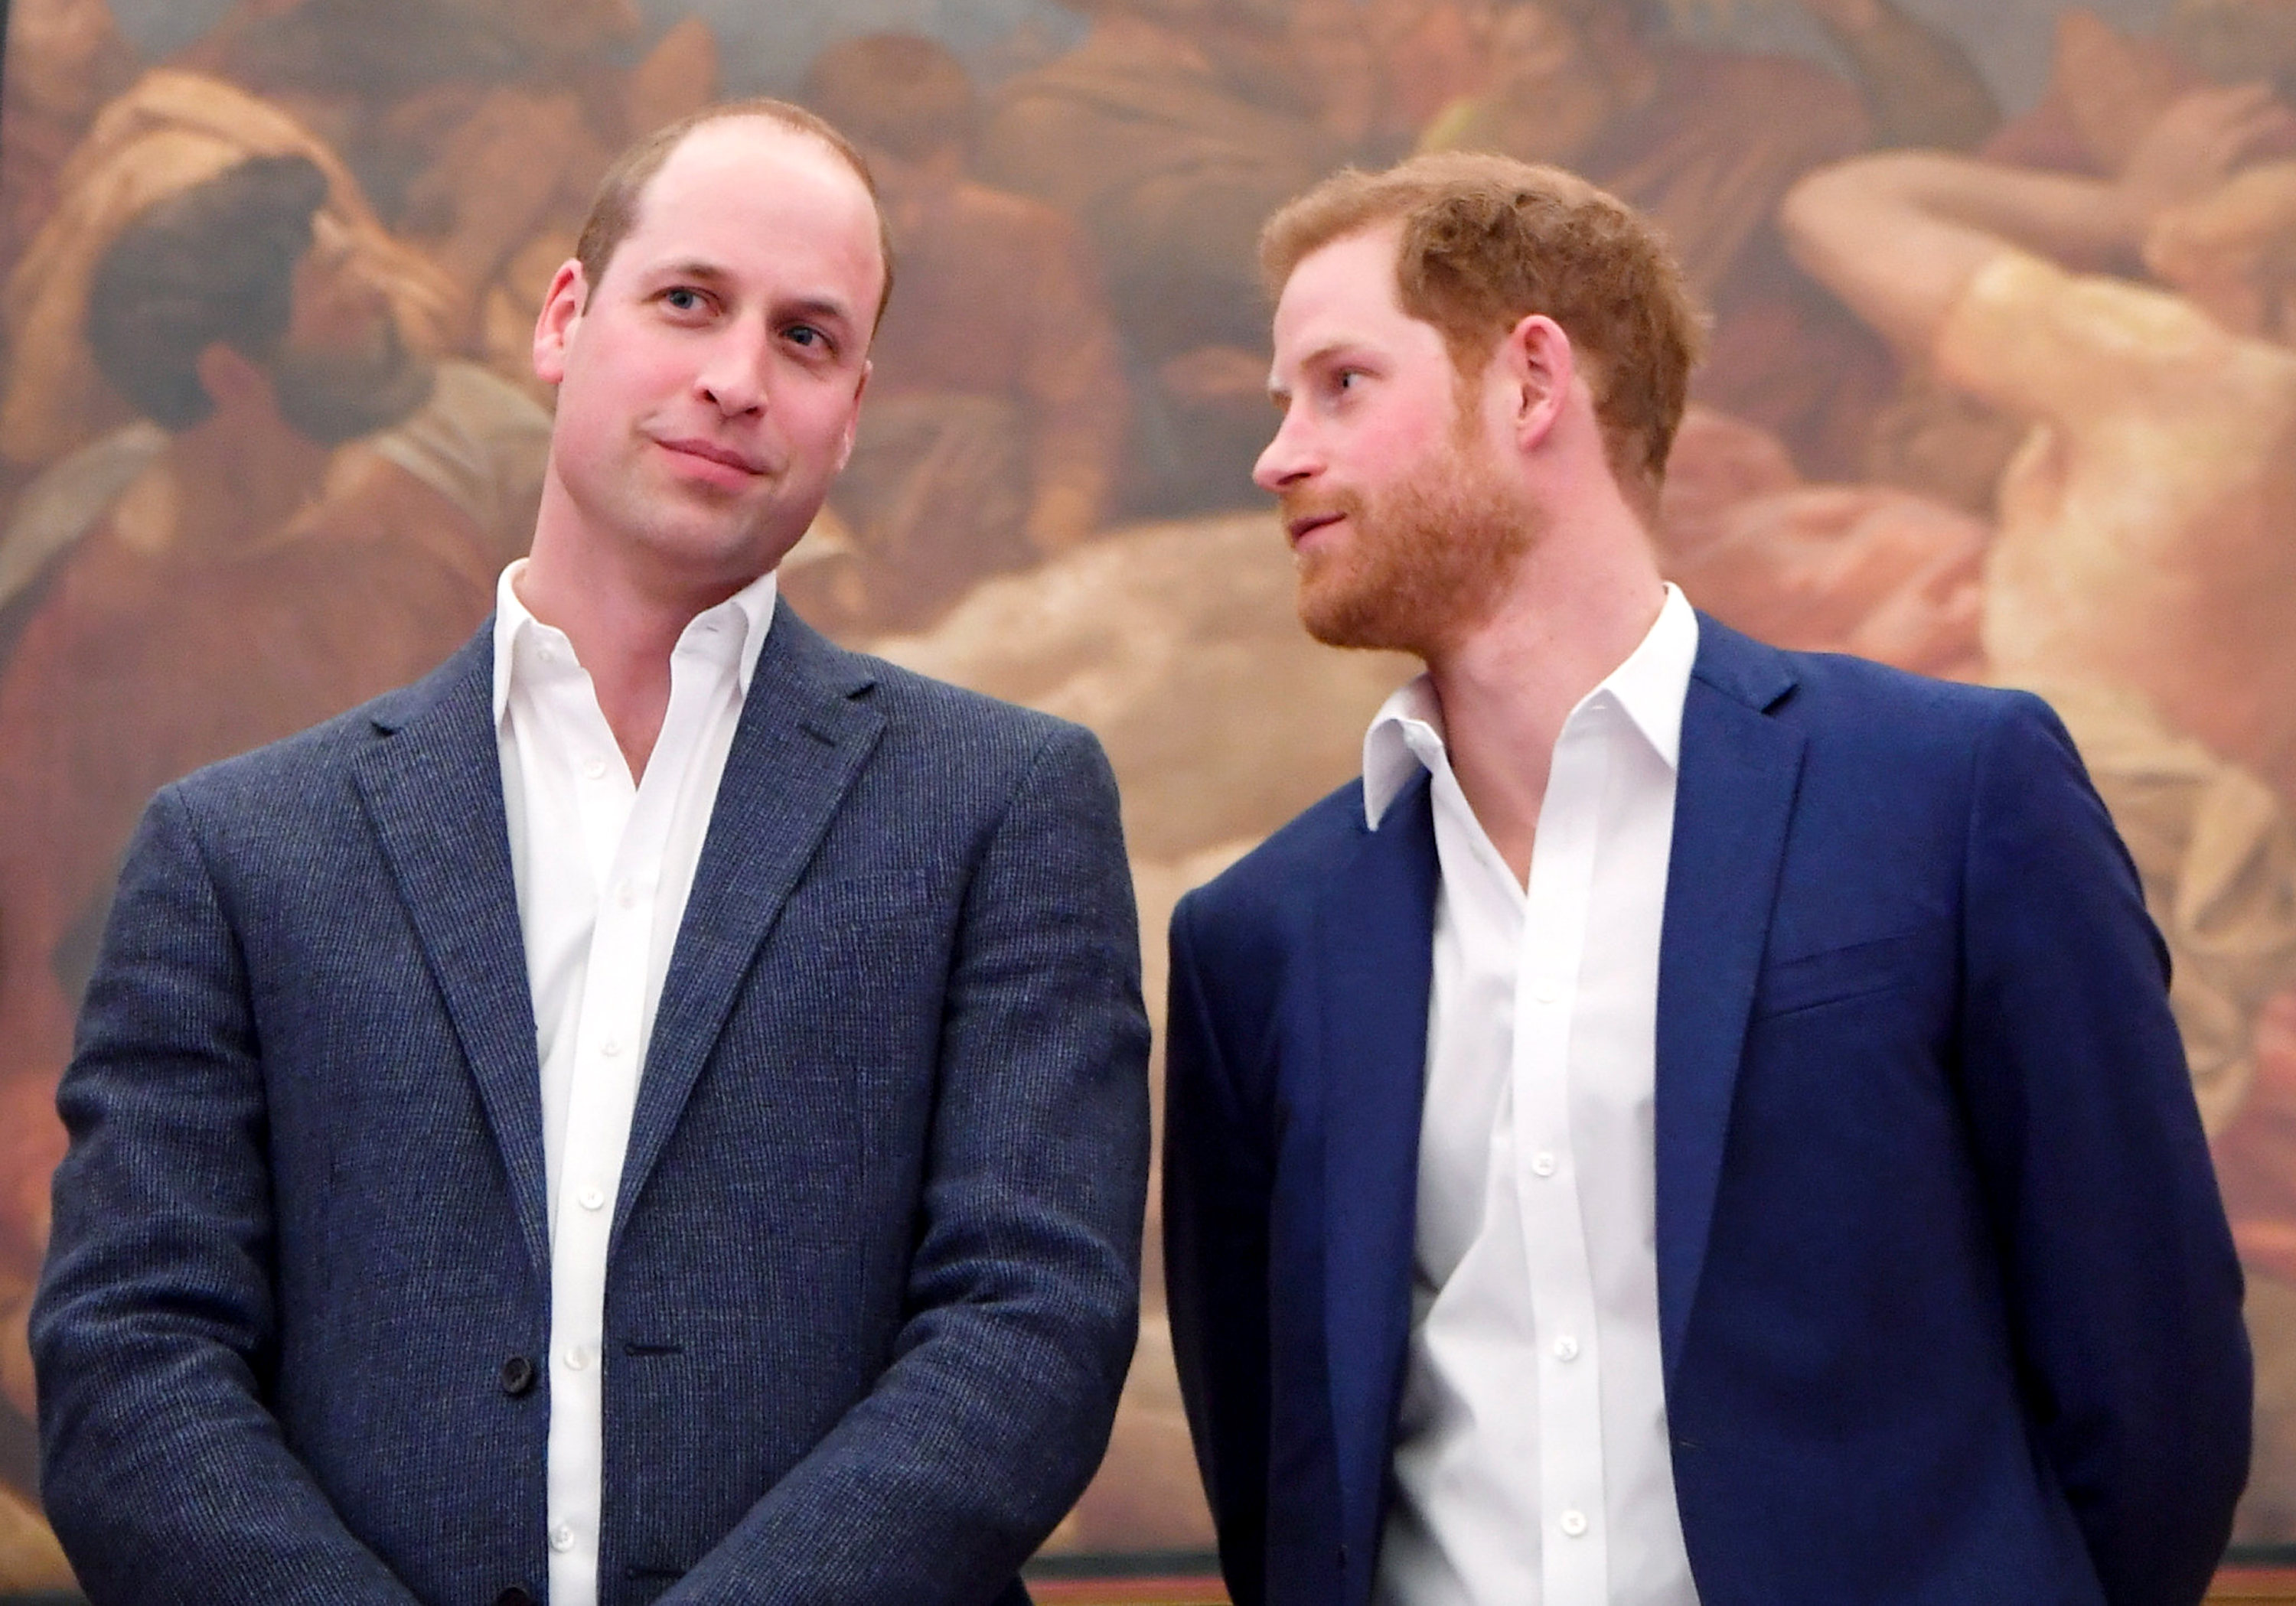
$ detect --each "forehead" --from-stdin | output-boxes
[605,119,885,308]
[1271,225,1444,366]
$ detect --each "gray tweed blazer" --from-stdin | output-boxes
[31,604,1150,1606]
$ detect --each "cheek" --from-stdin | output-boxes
[1351,424,1450,500]
[566,321,689,399]
[784,380,863,456]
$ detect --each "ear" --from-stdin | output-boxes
[1495,312,1576,454]
[194,342,276,419]
[833,359,871,474]
[531,259,589,387]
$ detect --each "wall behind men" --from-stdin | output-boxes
[5,0,2296,1595]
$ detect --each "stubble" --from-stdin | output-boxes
[1287,428,1536,661]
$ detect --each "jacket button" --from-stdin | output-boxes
[498,1355,536,1397]
[1338,1542,1350,1569]
[494,1590,536,1606]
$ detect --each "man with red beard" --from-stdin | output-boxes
[1160,151,2248,1606]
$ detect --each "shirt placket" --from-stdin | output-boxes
[1516,708,1613,1605]
[545,634,734,1605]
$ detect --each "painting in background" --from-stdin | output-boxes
[2,0,2296,1589]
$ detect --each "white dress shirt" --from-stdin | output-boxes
[1370,585,1701,1606]
[492,559,777,1606]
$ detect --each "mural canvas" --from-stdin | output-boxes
[2,0,2295,1588]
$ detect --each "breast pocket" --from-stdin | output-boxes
[1749,928,1943,1022]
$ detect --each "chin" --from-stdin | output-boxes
[634,520,783,585]
[1297,581,1417,656]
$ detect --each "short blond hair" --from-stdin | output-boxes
[1261,151,1704,497]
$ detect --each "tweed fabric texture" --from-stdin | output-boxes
[33,604,1151,1606]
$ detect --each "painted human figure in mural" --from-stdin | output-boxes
[16,0,2296,1578]
[979,0,1339,515]
[1783,90,2296,1119]
[0,76,550,1584]
[1988,0,2296,181]
[1420,0,1998,477]
[0,0,135,285]
[179,0,723,390]
[794,32,1129,634]
[1783,89,2296,1536]
[1869,0,2296,513]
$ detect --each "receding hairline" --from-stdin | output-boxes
[574,100,895,328]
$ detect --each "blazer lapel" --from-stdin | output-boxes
[352,627,551,1284]
[1655,619,1803,1383]
[610,607,885,1244]
[1319,777,1440,1552]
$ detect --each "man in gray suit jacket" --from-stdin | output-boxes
[30,99,1150,1606]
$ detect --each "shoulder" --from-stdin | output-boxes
[1704,612,2038,743]
[1694,617,2075,839]
[165,630,488,825]
[837,640,1081,752]
[1940,250,2295,407]
[1777,644,2033,731]
[794,617,1113,807]
[1173,778,1369,958]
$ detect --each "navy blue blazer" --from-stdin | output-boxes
[33,606,1151,1605]
[1164,617,2249,1606]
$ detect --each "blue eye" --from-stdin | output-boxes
[664,287,703,311]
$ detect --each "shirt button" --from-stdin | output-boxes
[583,756,607,780]
[1560,1509,1589,1538]
[616,881,638,909]
[563,1345,588,1372]
[537,643,557,664]
[1531,1152,1557,1178]
[600,1036,621,1057]
[1553,1334,1580,1361]
[550,1523,575,1553]
[579,1186,606,1212]
[1532,980,1561,1005]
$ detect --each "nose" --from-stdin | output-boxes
[695,326,768,418]
[1254,403,1316,493]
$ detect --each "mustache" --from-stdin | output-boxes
[1278,487,1362,526]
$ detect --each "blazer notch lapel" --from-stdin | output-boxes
[1317,779,1440,1552]
[350,636,552,1284]
[610,630,886,1243]
[1655,653,1805,1383]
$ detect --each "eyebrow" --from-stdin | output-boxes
[650,258,734,288]
[1270,338,1368,400]
[647,261,856,326]
[777,295,857,330]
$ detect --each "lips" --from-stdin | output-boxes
[655,436,771,476]
[1285,510,1345,546]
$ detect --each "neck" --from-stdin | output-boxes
[517,484,762,780]
[160,406,334,556]
[1423,498,1667,884]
